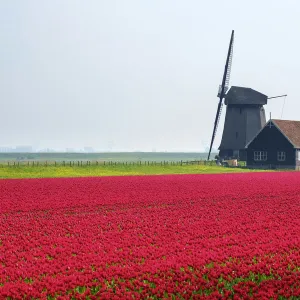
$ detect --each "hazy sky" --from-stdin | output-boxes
[1,0,299,151]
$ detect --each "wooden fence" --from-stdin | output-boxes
[0,160,220,167]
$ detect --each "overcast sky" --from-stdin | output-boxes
[1,0,299,151]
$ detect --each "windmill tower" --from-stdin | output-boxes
[218,86,267,160]
[207,31,285,161]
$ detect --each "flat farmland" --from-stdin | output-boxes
[0,164,260,179]
[1,172,300,299]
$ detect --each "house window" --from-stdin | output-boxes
[277,151,286,161]
[254,151,267,161]
[233,150,239,158]
[297,150,300,161]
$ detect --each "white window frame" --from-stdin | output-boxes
[297,150,300,161]
[254,151,267,161]
[277,151,286,161]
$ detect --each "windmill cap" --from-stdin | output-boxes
[225,86,268,105]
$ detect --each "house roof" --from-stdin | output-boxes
[246,119,300,148]
[271,119,300,148]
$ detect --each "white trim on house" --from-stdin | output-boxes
[297,149,300,161]
[254,151,268,161]
[277,151,286,161]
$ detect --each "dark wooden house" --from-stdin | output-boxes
[246,119,300,170]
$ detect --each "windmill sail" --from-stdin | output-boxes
[207,30,234,160]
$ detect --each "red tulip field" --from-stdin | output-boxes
[0,172,300,299]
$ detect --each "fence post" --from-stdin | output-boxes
[180,160,182,166]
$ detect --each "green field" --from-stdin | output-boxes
[0,164,266,179]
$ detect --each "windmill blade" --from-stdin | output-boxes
[207,100,223,159]
[207,30,235,160]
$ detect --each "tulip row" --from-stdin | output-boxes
[0,172,300,298]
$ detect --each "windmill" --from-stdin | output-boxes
[207,31,286,161]
[207,30,234,160]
